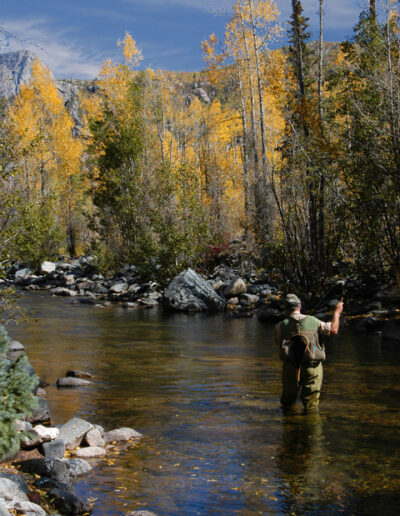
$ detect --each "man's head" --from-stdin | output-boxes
[285,293,301,311]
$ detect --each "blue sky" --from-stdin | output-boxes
[0,0,369,79]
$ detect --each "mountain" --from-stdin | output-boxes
[0,49,37,99]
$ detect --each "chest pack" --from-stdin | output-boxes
[280,315,326,365]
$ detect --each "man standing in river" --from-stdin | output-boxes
[274,294,343,412]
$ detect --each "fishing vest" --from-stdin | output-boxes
[279,315,326,364]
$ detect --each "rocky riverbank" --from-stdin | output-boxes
[2,257,400,339]
[0,339,154,515]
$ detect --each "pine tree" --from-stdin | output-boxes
[0,325,38,460]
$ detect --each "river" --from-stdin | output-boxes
[8,292,400,515]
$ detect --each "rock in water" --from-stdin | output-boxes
[164,268,225,312]
[57,377,91,388]
[58,417,93,450]
[103,428,143,443]
[66,370,92,380]
[72,446,106,458]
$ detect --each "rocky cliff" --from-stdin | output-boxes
[0,49,37,99]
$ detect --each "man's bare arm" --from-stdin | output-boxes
[330,300,344,335]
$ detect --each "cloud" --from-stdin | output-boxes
[123,0,234,13]
[0,18,105,79]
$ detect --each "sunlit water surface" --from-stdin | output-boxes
[9,293,400,515]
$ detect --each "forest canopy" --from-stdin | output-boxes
[1,0,399,291]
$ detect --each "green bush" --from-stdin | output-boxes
[0,325,38,460]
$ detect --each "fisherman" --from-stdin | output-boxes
[274,293,343,412]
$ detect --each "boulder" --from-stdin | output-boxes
[382,319,400,340]
[0,500,10,516]
[15,420,32,433]
[62,458,92,478]
[72,446,106,458]
[66,370,92,380]
[58,417,93,450]
[33,425,59,441]
[11,501,47,516]
[15,458,70,483]
[15,268,32,278]
[47,488,91,516]
[103,428,143,443]
[84,428,105,448]
[39,439,66,460]
[240,293,259,306]
[164,268,225,312]
[57,377,91,388]
[28,397,51,424]
[109,282,129,294]
[39,261,56,275]
[52,287,77,297]
[64,275,75,286]
[0,473,29,504]
[223,278,246,298]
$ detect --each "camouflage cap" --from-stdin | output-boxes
[285,293,301,310]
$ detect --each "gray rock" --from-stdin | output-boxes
[15,268,32,278]
[0,50,37,99]
[56,377,91,388]
[47,488,91,516]
[240,293,259,306]
[109,282,129,293]
[164,268,225,312]
[9,340,25,352]
[93,424,105,436]
[33,425,59,441]
[139,298,159,307]
[382,319,400,340]
[28,397,51,424]
[62,458,92,478]
[39,261,56,275]
[0,500,10,516]
[0,473,29,503]
[103,427,143,443]
[57,263,74,272]
[52,287,77,297]
[39,439,66,459]
[11,501,46,516]
[192,87,211,103]
[58,417,93,450]
[66,370,92,380]
[15,420,33,433]
[72,446,106,458]
[84,428,105,447]
[64,275,75,286]
[224,278,246,298]
[15,458,70,483]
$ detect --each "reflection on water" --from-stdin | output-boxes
[9,293,400,515]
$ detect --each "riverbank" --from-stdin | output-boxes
[0,344,151,516]
[3,257,400,339]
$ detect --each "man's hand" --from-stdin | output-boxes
[335,298,344,314]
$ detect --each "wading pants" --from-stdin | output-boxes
[281,361,323,411]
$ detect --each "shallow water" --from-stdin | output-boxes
[9,292,400,515]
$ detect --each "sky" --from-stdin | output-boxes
[0,0,370,79]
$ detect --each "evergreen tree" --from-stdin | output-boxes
[0,325,38,460]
